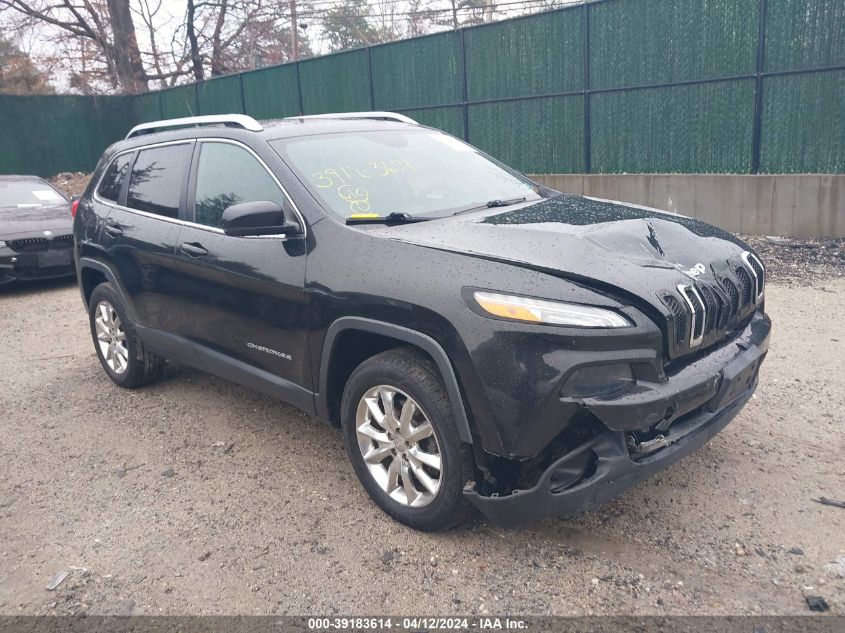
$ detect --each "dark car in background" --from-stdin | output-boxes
[73,113,771,531]
[0,175,75,285]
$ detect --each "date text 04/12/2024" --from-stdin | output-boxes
[307,617,529,631]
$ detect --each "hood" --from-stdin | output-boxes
[371,194,760,358]
[374,193,751,293]
[0,203,73,238]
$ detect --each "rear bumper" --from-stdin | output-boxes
[465,312,770,527]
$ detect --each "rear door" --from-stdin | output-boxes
[171,139,310,391]
[99,141,194,332]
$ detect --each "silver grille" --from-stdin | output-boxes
[741,251,765,302]
[663,253,765,359]
[677,283,705,348]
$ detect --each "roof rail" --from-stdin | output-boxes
[284,111,418,125]
[126,114,263,139]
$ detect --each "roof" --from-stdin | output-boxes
[260,117,417,140]
[106,112,427,159]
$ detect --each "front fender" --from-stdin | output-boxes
[316,317,474,444]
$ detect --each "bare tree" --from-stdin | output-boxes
[209,0,230,74]
[132,0,167,86]
[1,0,580,94]
[0,0,313,91]
[185,0,204,81]
[0,0,151,91]
[0,33,54,93]
[180,0,309,77]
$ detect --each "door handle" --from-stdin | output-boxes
[104,223,123,237]
[180,242,208,257]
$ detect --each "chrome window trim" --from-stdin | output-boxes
[92,153,130,205]
[92,139,194,215]
[91,138,306,239]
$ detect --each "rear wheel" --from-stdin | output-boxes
[341,347,475,531]
[88,283,163,388]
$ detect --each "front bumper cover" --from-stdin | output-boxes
[0,249,75,284]
[580,311,771,432]
[465,312,770,527]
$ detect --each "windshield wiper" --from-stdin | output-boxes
[452,196,528,216]
[346,212,436,225]
[487,196,528,207]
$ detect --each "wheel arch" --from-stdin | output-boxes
[317,317,474,444]
[77,256,138,323]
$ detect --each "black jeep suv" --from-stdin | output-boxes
[74,113,771,530]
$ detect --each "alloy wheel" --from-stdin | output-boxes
[355,385,443,507]
[94,300,129,374]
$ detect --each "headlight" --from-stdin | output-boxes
[0,241,6,248]
[473,291,632,328]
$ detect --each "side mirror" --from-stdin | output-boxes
[221,200,302,237]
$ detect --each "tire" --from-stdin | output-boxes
[341,347,475,531]
[88,282,163,389]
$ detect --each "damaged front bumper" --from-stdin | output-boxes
[464,311,770,527]
[580,312,770,433]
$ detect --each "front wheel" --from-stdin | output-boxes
[341,347,475,531]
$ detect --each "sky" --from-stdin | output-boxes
[2,0,582,92]
[132,0,581,57]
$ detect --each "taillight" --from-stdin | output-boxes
[71,199,80,218]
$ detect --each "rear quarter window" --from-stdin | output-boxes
[96,153,132,202]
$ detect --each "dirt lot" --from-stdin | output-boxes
[0,270,842,617]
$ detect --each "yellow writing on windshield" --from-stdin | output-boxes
[310,159,415,191]
[310,159,415,215]
[338,185,371,214]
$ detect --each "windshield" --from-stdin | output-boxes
[0,180,66,210]
[270,129,540,220]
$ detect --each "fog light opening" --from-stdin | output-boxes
[561,363,635,398]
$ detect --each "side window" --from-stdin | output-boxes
[96,153,132,202]
[126,144,192,218]
[194,142,285,229]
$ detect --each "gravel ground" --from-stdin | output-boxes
[0,275,843,616]
[741,235,845,286]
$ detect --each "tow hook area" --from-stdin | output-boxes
[626,433,676,458]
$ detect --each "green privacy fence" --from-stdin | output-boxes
[0,94,135,177]
[1,0,843,177]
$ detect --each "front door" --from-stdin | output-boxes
[171,139,310,392]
